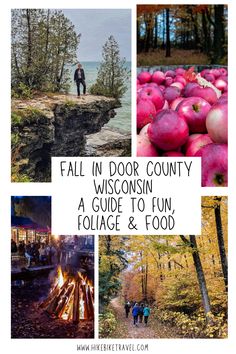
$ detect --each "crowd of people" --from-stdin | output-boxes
[124,301,151,326]
[11,239,60,267]
[11,236,94,270]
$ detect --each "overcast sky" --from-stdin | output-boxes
[62,9,131,62]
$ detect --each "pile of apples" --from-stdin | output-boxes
[137,67,228,187]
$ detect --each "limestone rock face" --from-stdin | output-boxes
[11,94,130,182]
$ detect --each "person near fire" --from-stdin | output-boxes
[39,243,47,264]
[25,242,36,267]
[74,63,86,97]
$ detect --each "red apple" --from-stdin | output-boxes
[189,86,218,105]
[159,85,165,92]
[183,133,202,153]
[162,100,169,110]
[162,151,184,157]
[152,70,165,85]
[137,71,152,84]
[165,77,174,86]
[137,135,158,157]
[185,134,213,157]
[175,75,187,86]
[218,94,228,104]
[148,109,189,151]
[171,97,184,110]
[204,73,215,83]
[209,68,221,79]
[137,99,156,130]
[201,69,210,77]
[183,82,199,97]
[219,68,227,76]
[147,82,159,88]
[214,78,228,92]
[170,82,184,92]
[177,96,211,133]
[195,144,228,187]
[165,70,176,78]
[164,86,181,103]
[206,102,228,143]
[175,68,186,75]
[138,86,165,111]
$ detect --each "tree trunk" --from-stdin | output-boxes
[214,201,228,291]
[201,10,211,54]
[189,235,212,318]
[145,20,151,52]
[26,9,32,85]
[191,11,200,50]
[161,10,165,49]
[213,5,225,63]
[144,260,148,300]
[137,19,141,53]
[165,8,171,57]
[154,15,158,49]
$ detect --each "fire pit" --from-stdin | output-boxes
[39,266,94,323]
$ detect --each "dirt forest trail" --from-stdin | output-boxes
[110,297,180,339]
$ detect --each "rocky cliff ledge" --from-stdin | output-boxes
[12,94,130,182]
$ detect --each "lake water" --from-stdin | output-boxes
[70,62,131,134]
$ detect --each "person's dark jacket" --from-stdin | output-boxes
[74,68,85,81]
[11,241,17,253]
[139,306,144,315]
[124,303,130,312]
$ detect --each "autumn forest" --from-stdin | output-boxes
[137,5,228,66]
[99,197,228,339]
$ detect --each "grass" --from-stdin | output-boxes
[137,49,210,67]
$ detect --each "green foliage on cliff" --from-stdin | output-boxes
[11,133,20,146]
[90,36,129,100]
[12,82,33,99]
[11,108,46,126]
[11,166,33,183]
[11,9,79,95]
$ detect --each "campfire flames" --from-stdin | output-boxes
[39,266,94,323]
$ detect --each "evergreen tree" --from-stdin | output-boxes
[11,9,80,94]
[90,35,129,100]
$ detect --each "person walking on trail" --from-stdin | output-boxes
[74,63,86,97]
[143,305,150,326]
[124,301,131,318]
[132,303,140,326]
[139,303,144,323]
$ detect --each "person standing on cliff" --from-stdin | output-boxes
[74,63,86,97]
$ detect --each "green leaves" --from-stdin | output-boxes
[90,35,130,99]
[11,10,79,94]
